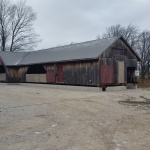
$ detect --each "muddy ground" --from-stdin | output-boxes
[0,83,150,150]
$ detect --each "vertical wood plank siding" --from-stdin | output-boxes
[100,38,138,85]
[56,65,64,83]
[6,67,28,82]
[100,66,115,84]
[47,71,55,83]
[100,58,115,85]
[63,61,99,86]
[1,38,138,86]
[46,65,56,83]
[126,59,137,67]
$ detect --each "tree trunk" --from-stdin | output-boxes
[148,62,150,79]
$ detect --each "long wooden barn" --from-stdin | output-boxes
[0,36,140,87]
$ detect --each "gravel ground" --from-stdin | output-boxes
[0,83,150,150]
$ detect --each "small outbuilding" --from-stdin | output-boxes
[0,36,140,87]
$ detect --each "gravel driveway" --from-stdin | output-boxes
[0,83,150,150]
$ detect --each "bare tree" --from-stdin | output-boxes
[136,30,150,78]
[0,0,39,52]
[0,0,12,51]
[100,24,138,48]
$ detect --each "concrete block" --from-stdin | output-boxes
[26,74,46,83]
[39,74,46,83]
[106,86,127,91]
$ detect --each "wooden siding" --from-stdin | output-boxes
[56,65,64,83]
[18,67,28,82]
[100,38,138,85]
[102,39,137,60]
[100,66,115,84]
[126,59,137,67]
[47,71,55,83]
[46,65,56,83]
[63,61,99,86]
[100,58,115,85]
[5,67,27,82]
[1,38,138,86]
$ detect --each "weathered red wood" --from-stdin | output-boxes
[46,71,55,83]
[56,65,64,83]
[100,65,115,84]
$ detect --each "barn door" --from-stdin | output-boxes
[46,66,56,83]
[47,71,55,83]
[118,61,125,83]
[100,65,115,85]
[56,65,64,83]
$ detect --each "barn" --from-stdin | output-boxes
[0,36,140,87]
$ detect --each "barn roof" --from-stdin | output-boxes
[0,51,28,66]
[0,36,140,66]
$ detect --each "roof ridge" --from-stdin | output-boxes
[0,36,128,66]
[34,36,119,52]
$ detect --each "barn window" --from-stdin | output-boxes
[112,48,126,56]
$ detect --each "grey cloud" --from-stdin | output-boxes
[12,0,150,49]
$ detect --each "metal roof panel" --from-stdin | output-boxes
[0,37,129,66]
[0,51,29,66]
[18,37,118,65]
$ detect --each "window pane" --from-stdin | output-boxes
[113,49,125,55]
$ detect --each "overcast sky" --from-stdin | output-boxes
[13,0,150,50]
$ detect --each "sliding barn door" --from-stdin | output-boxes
[56,65,64,83]
[100,65,115,85]
[46,66,55,83]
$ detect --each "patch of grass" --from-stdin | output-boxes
[138,79,150,88]
[140,96,150,101]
